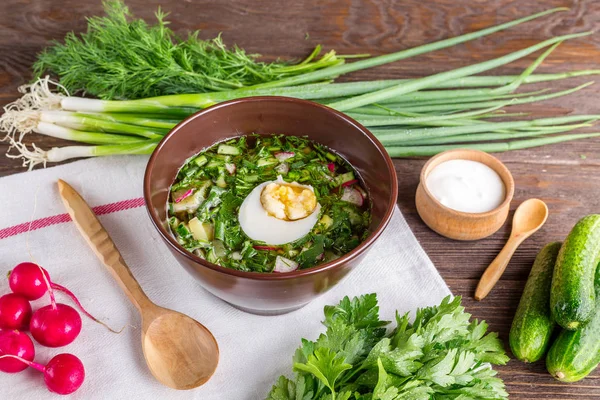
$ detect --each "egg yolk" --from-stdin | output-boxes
[260,183,317,221]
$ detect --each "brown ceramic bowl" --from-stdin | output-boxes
[144,96,398,314]
[415,149,515,241]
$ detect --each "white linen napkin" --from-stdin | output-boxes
[0,156,450,399]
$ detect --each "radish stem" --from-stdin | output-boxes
[35,264,56,310]
[0,355,45,373]
[51,283,123,334]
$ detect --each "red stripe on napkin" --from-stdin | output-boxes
[0,197,145,240]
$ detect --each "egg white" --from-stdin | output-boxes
[238,179,321,245]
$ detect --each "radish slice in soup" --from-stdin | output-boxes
[274,256,299,273]
[356,185,368,200]
[341,186,364,207]
[254,245,279,251]
[225,163,236,175]
[274,152,295,162]
[172,191,204,213]
[173,189,193,203]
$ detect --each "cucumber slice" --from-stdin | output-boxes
[319,215,333,230]
[257,158,278,168]
[193,155,208,167]
[334,171,355,186]
[217,144,241,155]
[216,173,227,188]
[206,159,223,169]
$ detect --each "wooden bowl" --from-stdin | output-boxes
[144,96,398,314]
[415,149,514,241]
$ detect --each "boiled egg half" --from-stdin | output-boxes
[238,176,321,245]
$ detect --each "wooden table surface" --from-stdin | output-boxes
[1,0,599,397]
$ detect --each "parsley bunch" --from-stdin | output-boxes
[267,294,509,400]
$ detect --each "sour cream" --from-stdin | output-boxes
[425,159,505,213]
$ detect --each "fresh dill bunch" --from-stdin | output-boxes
[33,0,343,100]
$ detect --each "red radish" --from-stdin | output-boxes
[225,163,236,175]
[340,186,364,207]
[9,262,51,300]
[275,163,289,175]
[253,245,279,251]
[341,179,359,187]
[274,151,295,162]
[8,262,120,333]
[327,163,335,173]
[29,264,81,347]
[174,189,194,203]
[30,304,82,348]
[0,353,85,395]
[274,256,299,273]
[0,330,35,373]
[0,294,32,330]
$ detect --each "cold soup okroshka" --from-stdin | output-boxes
[167,135,371,273]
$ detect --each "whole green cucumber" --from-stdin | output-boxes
[509,242,561,363]
[551,214,600,330]
[547,264,600,382]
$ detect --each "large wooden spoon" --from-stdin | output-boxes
[474,198,548,301]
[58,179,219,390]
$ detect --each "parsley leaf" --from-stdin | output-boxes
[294,348,352,397]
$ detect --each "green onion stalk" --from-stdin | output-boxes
[374,115,600,144]
[385,133,600,157]
[398,122,595,146]
[356,82,592,115]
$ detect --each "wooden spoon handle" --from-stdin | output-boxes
[58,179,154,312]
[474,236,523,301]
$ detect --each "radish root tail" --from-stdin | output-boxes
[52,283,125,334]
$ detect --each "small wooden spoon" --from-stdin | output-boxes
[58,179,219,390]
[474,198,548,301]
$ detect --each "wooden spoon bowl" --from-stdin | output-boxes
[142,308,219,389]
